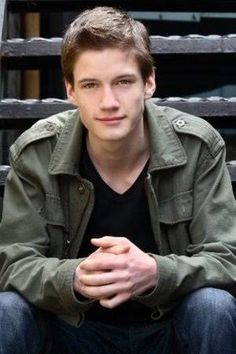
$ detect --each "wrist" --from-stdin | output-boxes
[147,253,159,288]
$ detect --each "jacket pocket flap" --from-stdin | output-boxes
[159,190,192,224]
[40,194,65,226]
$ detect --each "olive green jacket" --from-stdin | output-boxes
[0,101,236,326]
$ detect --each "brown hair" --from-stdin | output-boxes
[61,6,154,85]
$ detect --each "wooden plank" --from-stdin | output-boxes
[2,34,236,59]
[151,35,236,54]
[2,35,236,58]
[1,98,236,129]
[7,0,236,13]
[22,13,40,98]
[0,0,7,41]
[227,161,236,183]
[0,165,10,218]
[0,165,10,187]
[1,38,61,57]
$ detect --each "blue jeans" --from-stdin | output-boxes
[0,288,235,354]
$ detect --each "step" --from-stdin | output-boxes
[2,35,236,59]
[7,0,236,13]
[0,165,10,187]
[1,98,236,129]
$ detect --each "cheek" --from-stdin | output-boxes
[132,94,145,113]
[121,89,145,107]
[78,105,92,129]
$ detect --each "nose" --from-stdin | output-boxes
[100,86,119,110]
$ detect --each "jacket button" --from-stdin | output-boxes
[46,123,55,131]
[78,183,85,194]
[175,119,186,128]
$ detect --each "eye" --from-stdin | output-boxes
[117,79,133,86]
[81,82,98,89]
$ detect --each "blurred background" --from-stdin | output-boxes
[1,1,236,164]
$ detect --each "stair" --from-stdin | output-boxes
[1,97,236,130]
[1,1,236,163]
[2,35,236,58]
[6,0,236,12]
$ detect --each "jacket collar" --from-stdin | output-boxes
[145,100,187,172]
[48,109,84,175]
[48,100,187,176]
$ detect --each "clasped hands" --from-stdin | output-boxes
[74,236,158,308]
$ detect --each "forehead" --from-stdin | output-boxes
[72,48,142,80]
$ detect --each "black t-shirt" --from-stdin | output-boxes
[79,142,158,324]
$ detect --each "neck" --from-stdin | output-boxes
[87,122,150,173]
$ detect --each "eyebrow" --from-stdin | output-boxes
[113,74,137,80]
[77,78,97,85]
[77,74,137,85]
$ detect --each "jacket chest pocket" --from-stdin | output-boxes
[159,190,193,255]
[40,194,67,258]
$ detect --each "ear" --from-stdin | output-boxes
[65,80,78,106]
[144,70,156,99]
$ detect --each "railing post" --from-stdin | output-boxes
[0,165,10,218]
[0,0,7,99]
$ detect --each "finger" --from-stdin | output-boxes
[88,244,130,256]
[79,255,125,271]
[80,269,128,286]
[79,271,111,287]
[74,267,94,298]
[100,244,130,255]
[79,252,114,268]
[99,292,131,308]
[81,281,131,300]
[91,236,128,248]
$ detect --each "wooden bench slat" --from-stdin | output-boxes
[7,0,236,13]
[1,98,236,129]
[2,35,236,58]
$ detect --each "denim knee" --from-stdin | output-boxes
[0,291,39,330]
[0,291,47,354]
[174,287,236,354]
[178,287,235,322]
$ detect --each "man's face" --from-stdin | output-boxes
[66,48,155,145]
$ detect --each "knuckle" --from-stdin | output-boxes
[126,281,133,291]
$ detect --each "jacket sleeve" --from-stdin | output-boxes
[136,143,236,309]
[0,158,93,318]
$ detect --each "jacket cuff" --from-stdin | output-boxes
[134,254,176,308]
[58,259,95,314]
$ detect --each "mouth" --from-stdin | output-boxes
[96,116,125,122]
[96,116,126,125]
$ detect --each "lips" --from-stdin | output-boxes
[96,116,125,122]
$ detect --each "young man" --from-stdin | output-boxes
[0,6,236,354]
